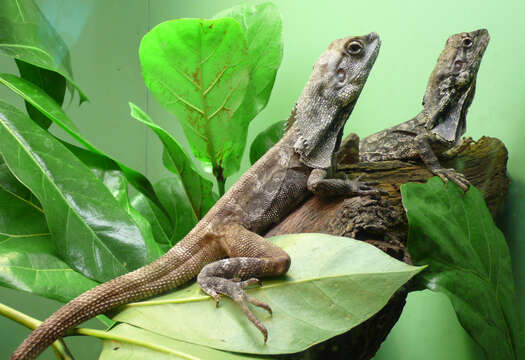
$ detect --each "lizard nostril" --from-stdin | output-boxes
[454,60,463,70]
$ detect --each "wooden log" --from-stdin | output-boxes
[266,136,509,360]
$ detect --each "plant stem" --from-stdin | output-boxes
[214,165,226,196]
[0,302,74,360]
[217,176,226,196]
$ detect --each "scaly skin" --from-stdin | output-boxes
[11,33,381,359]
[359,29,490,190]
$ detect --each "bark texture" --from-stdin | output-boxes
[265,136,509,360]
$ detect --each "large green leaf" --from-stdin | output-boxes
[0,164,98,302]
[140,18,250,178]
[0,101,160,282]
[215,2,283,116]
[213,3,283,174]
[15,59,66,129]
[112,233,423,354]
[0,0,87,102]
[63,143,162,260]
[100,323,257,360]
[249,120,285,165]
[0,73,164,211]
[0,234,98,303]
[401,177,525,360]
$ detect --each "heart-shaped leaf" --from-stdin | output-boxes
[0,0,87,102]
[0,101,160,282]
[214,2,284,173]
[140,18,249,178]
[215,2,283,115]
[111,233,424,354]
[402,177,525,360]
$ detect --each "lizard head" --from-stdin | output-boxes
[423,29,490,141]
[309,32,381,107]
[291,32,381,169]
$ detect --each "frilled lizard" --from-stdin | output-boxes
[11,33,381,359]
[358,29,490,190]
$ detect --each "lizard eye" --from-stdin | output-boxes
[462,37,473,48]
[346,41,363,55]
[336,68,346,83]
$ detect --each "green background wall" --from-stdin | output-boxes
[1,0,523,359]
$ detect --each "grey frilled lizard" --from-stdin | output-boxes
[11,33,381,360]
[358,29,490,190]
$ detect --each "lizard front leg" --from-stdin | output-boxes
[414,132,470,191]
[197,223,290,342]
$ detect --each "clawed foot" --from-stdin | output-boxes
[348,174,388,197]
[433,168,470,191]
[199,275,271,343]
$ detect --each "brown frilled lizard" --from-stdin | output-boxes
[11,32,381,359]
[358,29,490,190]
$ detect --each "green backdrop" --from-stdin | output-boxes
[1,0,523,359]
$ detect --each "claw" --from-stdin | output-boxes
[212,293,221,308]
[234,294,269,343]
[246,295,273,316]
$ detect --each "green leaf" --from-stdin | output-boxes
[0,73,164,211]
[249,120,285,165]
[139,18,250,178]
[15,59,66,129]
[401,177,525,360]
[112,233,424,354]
[0,0,87,102]
[0,163,44,234]
[129,103,217,220]
[212,2,284,174]
[0,101,160,282]
[152,178,199,245]
[215,2,283,114]
[131,192,173,252]
[63,143,163,260]
[0,234,98,303]
[101,323,257,360]
[0,164,98,302]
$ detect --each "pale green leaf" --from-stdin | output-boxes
[112,233,424,354]
[100,323,258,360]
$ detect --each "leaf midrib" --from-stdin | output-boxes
[125,268,419,307]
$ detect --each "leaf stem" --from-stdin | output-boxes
[0,302,74,360]
[73,327,201,360]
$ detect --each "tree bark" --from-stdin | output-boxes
[265,136,509,360]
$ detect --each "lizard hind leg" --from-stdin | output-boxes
[196,223,290,343]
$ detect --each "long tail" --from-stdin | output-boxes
[10,244,200,360]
